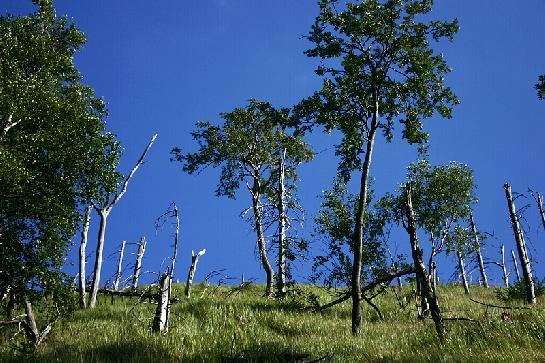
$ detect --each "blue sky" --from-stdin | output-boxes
[3,1,545,287]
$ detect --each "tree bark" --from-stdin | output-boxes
[252,178,275,297]
[501,244,509,287]
[457,250,470,294]
[89,210,109,308]
[537,192,545,231]
[79,205,92,308]
[511,249,521,282]
[152,273,171,333]
[185,249,205,298]
[405,186,444,341]
[504,183,535,304]
[277,148,287,296]
[470,214,488,288]
[132,236,147,290]
[113,240,126,291]
[351,97,379,335]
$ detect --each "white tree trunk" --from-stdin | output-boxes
[185,249,206,298]
[277,148,287,296]
[511,249,521,282]
[504,183,536,304]
[113,240,126,291]
[132,237,147,290]
[537,192,545,231]
[501,244,509,287]
[457,250,469,294]
[152,273,171,333]
[79,205,92,308]
[89,210,109,308]
[470,214,488,288]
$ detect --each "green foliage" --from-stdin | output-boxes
[496,279,545,303]
[0,1,116,311]
[313,179,387,287]
[536,74,545,100]
[294,0,459,181]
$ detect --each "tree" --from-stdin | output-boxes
[0,0,114,342]
[295,0,458,334]
[536,74,545,100]
[172,100,312,297]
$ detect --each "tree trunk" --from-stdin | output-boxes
[79,205,92,308]
[89,210,109,308]
[504,183,536,304]
[113,240,126,291]
[430,261,437,293]
[185,249,206,298]
[132,236,147,290]
[351,104,379,335]
[537,192,545,231]
[405,186,444,341]
[277,148,287,296]
[470,214,489,288]
[501,244,509,287]
[511,249,521,283]
[252,179,275,297]
[457,250,470,294]
[152,273,171,333]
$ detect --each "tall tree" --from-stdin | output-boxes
[172,100,312,297]
[0,0,114,326]
[295,0,458,334]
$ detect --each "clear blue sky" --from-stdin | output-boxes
[3,1,545,287]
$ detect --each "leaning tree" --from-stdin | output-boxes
[172,100,312,297]
[294,0,459,334]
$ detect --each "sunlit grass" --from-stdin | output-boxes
[1,283,545,362]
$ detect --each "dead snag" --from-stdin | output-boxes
[504,183,536,304]
[23,299,58,349]
[113,240,126,291]
[470,214,489,288]
[457,250,470,294]
[500,245,509,287]
[132,237,147,290]
[185,249,206,298]
[152,273,171,332]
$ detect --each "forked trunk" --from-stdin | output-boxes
[89,210,109,308]
[405,186,444,341]
[504,183,535,304]
[79,205,91,308]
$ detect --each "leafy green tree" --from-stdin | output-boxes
[295,0,459,334]
[0,0,116,339]
[172,100,312,297]
[536,74,545,100]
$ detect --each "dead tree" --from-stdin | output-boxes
[457,250,470,294]
[152,273,171,333]
[277,147,287,296]
[500,245,509,287]
[132,237,147,290]
[89,134,157,308]
[113,240,126,291]
[22,299,58,349]
[469,214,488,288]
[511,249,521,282]
[78,205,92,308]
[404,186,444,341]
[185,249,206,298]
[536,192,545,231]
[504,183,536,304]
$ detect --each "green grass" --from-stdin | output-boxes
[2,284,545,362]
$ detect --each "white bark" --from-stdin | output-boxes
[113,240,126,291]
[277,148,287,296]
[511,249,521,282]
[185,249,206,298]
[501,245,509,287]
[457,250,469,294]
[79,205,92,308]
[537,192,545,231]
[470,214,488,288]
[152,273,171,333]
[132,237,147,290]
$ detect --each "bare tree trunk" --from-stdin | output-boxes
[170,204,180,276]
[501,244,509,287]
[185,249,206,298]
[152,273,171,333]
[405,186,444,341]
[79,205,91,308]
[132,237,147,290]
[89,210,109,308]
[23,299,53,348]
[470,214,488,288]
[277,148,287,296]
[252,179,275,297]
[537,192,545,231]
[351,101,379,335]
[113,240,126,291]
[457,250,470,294]
[504,183,536,304]
[430,261,437,293]
[89,134,157,308]
[511,249,521,283]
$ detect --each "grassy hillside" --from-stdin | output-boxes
[1,284,545,362]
